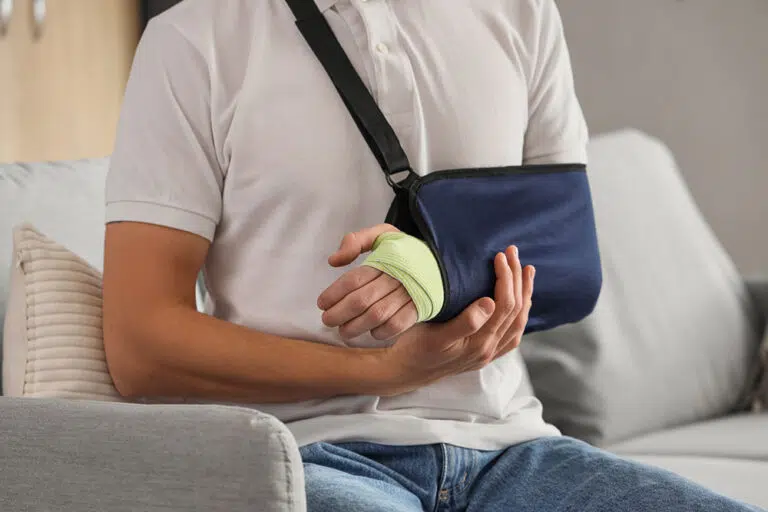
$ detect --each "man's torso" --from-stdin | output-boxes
[108,0,585,448]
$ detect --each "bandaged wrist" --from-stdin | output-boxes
[362,232,444,322]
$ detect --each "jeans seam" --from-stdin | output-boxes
[452,448,477,494]
[432,444,450,512]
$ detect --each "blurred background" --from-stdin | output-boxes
[0,0,765,274]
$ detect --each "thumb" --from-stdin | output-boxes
[328,224,400,267]
[433,298,495,341]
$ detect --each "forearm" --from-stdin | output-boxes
[105,305,392,403]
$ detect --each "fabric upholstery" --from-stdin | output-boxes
[521,130,763,446]
[2,225,121,401]
[608,413,768,460]
[0,398,306,512]
[0,159,109,365]
[607,403,768,509]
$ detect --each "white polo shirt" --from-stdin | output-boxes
[107,0,588,450]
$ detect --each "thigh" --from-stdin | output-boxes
[466,437,761,512]
[300,443,425,512]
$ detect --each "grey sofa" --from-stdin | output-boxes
[1,131,766,511]
[0,400,306,511]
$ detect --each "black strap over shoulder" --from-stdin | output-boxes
[283,0,413,184]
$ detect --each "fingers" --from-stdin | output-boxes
[328,224,400,267]
[469,250,516,341]
[339,285,414,340]
[491,246,525,342]
[369,298,419,341]
[321,272,401,328]
[317,266,381,311]
[432,297,495,342]
[508,246,523,320]
[496,265,535,358]
[463,247,529,370]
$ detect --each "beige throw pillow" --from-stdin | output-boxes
[2,224,122,401]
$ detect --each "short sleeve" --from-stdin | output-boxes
[523,0,589,165]
[106,20,223,242]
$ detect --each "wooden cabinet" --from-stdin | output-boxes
[0,0,140,163]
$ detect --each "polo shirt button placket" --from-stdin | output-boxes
[355,0,414,137]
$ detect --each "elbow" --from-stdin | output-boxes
[103,316,162,399]
[110,369,151,401]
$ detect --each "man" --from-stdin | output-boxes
[103,1,759,510]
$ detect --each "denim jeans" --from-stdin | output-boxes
[300,436,763,511]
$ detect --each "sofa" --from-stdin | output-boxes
[1,130,766,511]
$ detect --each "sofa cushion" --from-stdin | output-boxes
[521,130,762,446]
[608,413,768,461]
[0,159,109,364]
[2,224,122,400]
[621,455,768,509]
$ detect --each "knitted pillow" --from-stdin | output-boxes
[2,224,122,401]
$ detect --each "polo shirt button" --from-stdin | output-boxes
[375,43,389,54]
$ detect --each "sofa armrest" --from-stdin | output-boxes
[0,398,305,512]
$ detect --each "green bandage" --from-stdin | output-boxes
[362,232,444,322]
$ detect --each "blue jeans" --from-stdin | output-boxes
[300,437,763,511]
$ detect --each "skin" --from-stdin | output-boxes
[102,221,534,402]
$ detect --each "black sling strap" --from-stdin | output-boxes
[283,0,413,183]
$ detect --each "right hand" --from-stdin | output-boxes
[318,224,418,341]
[379,245,535,396]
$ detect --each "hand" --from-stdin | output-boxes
[318,224,419,341]
[379,246,535,396]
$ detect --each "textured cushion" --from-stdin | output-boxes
[0,159,109,363]
[2,224,121,400]
[521,130,762,446]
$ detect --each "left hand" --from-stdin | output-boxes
[318,224,419,341]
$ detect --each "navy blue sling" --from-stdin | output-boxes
[285,0,602,332]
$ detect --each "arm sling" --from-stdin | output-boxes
[284,0,602,332]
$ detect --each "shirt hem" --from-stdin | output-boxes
[285,414,562,450]
[105,200,217,242]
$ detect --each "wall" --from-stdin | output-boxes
[558,0,768,275]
